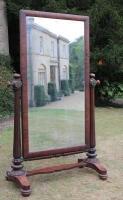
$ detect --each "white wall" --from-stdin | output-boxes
[31,28,59,90]
[59,39,69,80]
[59,39,69,59]
[0,0,9,55]
[27,21,70,101]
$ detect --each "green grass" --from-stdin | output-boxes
[0,107,123,200]
[29,107,85,151]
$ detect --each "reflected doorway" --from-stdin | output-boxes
[50,65,56,83]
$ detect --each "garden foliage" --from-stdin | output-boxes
[6,0,123,104]
[0,55,13,119]
[89,0,123,104]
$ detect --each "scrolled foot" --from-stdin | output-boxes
[78,157,107,180]
[21,188,31,197]
[99,173,108,180]
[6,170,31,196]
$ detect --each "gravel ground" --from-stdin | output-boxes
[43,91,85,111]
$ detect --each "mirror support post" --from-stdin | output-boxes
[78,73,107,180]
[6,74,31,197]
[87,73,98,158]
[12,74,23,169]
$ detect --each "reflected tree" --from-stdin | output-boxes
[69,36,84,91]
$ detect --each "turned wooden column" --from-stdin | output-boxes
[6,74,31,197]
[87,73,100,158]
[11,74,23,169]
[78,73,107,180]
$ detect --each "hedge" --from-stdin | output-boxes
[61,80,70,96]
[34,85,47,106]
[48,82,57,101]
[0,55,13,119]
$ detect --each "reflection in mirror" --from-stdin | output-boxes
[26,17,85,152]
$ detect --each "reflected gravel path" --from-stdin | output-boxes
[43,91,85,111]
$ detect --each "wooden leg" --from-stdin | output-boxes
[6,75,31,197]
[6,170,31,197]
[78,148,107,180]
[78,157,107,180]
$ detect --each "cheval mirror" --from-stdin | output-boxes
[6,10,107,197]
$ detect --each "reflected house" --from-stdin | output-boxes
[27,18,69,106]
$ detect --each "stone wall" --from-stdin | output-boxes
[0,0,9,55]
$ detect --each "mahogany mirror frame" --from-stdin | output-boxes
[6,10,107,197]
[20,10,90,160]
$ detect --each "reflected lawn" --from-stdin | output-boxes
[28,107,85,152]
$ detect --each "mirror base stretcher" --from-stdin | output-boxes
[6,155,107,197]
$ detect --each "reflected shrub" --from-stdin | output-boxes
[69,79,75,93]
[48,82,57,101]
[34,85,47,106]
[61,80,70,96]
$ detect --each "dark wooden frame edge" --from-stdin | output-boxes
[20,10,91,160]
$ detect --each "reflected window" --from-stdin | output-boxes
[67,45,69,58]
[40,36,43,54]
[50,65,55,82]
[51,41,55,57]
[62,44,66,58]
[38,65,46,86]
[62,66,67,80]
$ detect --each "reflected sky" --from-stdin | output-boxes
[32,17,84,42]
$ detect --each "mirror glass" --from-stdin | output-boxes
[26,17,85,152]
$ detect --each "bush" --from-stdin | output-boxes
[34,85,47,106]
[48,82,57,101]
[95,64,123,105]
[69,79,75,93]
[61,80,70,96]
[95,80,123,106]
[0,55,13,119]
